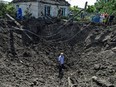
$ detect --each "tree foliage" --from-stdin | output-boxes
[86,5,96,13]
[95,0,116,14]
[70,6,79,14]
[0,3,15,17]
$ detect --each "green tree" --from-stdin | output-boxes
[70,6,79,15]
[0,3,15,17]
[95,0,116,14]
[86,5,96,13]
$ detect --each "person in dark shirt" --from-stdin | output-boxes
[108,14,115,25]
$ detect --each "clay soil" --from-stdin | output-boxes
[0,19,116,87]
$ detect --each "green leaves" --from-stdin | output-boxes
[95,0,116,14]
[0,3,15,17]
[70,6,79,15]
[0,3,6,16]
[86,5,96,13]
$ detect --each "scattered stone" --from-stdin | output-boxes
[112,47,116,53]
[92,76,114,87]
[94,64,101,70]
[23,51,32,57]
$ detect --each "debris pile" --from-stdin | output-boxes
[0,19,116,87]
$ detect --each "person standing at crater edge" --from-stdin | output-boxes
[16,5,23,20]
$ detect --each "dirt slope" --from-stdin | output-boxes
[0,20,116,87]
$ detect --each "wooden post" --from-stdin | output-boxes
[9,29,16,56]
[84,2,88,10]
[6,14,22,28]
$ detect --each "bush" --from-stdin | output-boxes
[0,3,15,17]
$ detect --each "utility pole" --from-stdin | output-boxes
[84,1,88,10]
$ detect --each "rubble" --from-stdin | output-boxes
[0,18,116,87]
[92,76,114,87]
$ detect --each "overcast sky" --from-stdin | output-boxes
[66,0,96,8]
[3,0,96,8]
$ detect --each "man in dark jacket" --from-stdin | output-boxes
[108,14,115,25]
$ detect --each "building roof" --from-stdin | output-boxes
[13,0,70,6]
[39,0,60,5]
[58,0,70,6]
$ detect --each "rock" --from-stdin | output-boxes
[16,84,19,87]
[30,83,34,87]
[0,52,2,58]
[94,64,101,70]
[112,47,116,53]
[33,81,37,85]
[92,76,97,80]
[92,76,115,87]
[23,51,32,57]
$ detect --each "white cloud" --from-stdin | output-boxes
[66,0,96,8]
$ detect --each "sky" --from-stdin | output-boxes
[3,0,96,8]
[66,0,96,8]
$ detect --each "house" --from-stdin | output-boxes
[13,0,70,18]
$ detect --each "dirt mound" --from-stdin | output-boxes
[0,19,116,87]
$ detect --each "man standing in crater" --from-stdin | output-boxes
[58,52,64,78]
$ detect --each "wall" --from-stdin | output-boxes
[59,5,70,16]
[51,5,59,17]
[38,2,44,17]
[42,4,59,17]
[40,3,70,17]
[14,2,39,18]
[14,1,70,18]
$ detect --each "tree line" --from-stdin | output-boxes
[70,0,116,14]
[0,0,116,18]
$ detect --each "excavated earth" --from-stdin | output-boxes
[0,19,116,87]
